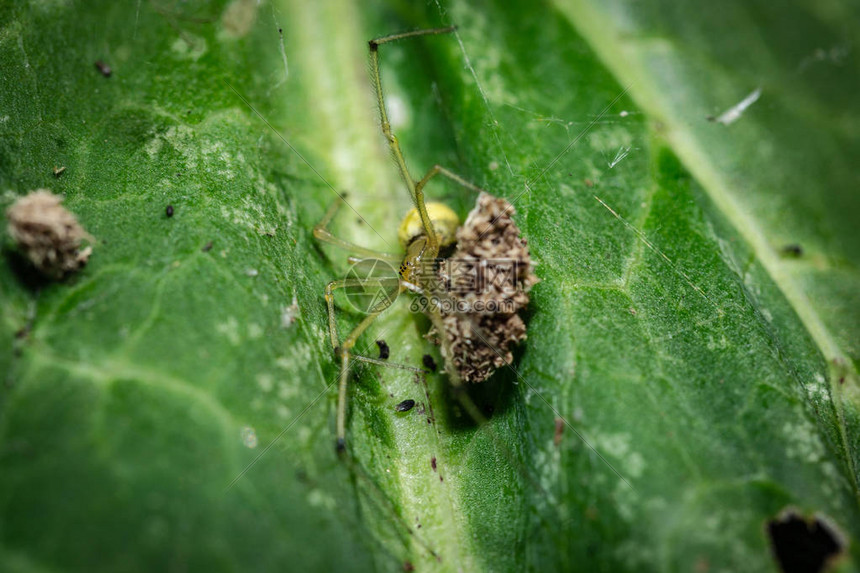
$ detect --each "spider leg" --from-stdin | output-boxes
[415,164,487,197]
[325,277,425,452]
[368,26,456,253]
[351,353,424,373]
[324,277,400,349]
[314,195,401,262]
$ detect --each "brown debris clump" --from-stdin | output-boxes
[5,189,93,278]
[432,192,538,384]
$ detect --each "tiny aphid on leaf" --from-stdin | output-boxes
[394,399,416,413]
[781,243,803,258]
[376,339,390,360]
[94,60,112,77]
[314,27,537,453]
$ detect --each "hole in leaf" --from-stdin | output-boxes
[767,510,844,573]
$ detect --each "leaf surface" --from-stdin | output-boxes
[0,1,857,572]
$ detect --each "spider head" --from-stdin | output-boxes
[397,202,459,249]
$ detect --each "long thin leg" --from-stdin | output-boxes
[324,277,400,348]
[325,278,426,451]
[424,307,564,523]
[334,310,389,453]
[352,353,424,372]
[314,196,401,262]
[368,26,456,254]
[415,164,487,197]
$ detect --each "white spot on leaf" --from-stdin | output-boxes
[256,373,273,392]
[715,87,761,125]
[240,425,258,448]
[216,316,241,345]
[170,35,207,61]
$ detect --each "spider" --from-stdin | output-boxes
[313,27,535,453]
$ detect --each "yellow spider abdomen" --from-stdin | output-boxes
[397,202,459,249]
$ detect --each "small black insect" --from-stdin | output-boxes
[781,244,803,258]
[376,339,390,360]
[395,399,415,413]
[166,205,174,218]
[201,240,214,252]
[422,354,437,372]
[94,60,112,77]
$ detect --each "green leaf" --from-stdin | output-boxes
[1,1,857,572]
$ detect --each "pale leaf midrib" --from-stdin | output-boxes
[281,1,476,570]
